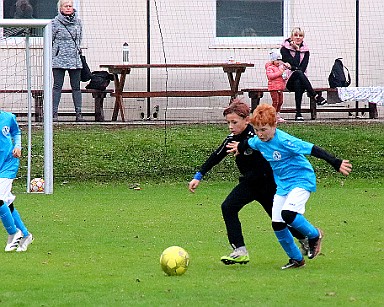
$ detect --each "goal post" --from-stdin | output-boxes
[0,19,53,194]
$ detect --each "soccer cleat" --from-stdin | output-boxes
[298,237,309,256]
[221,246,250,265]
[5,229,23,252]
[16,233,34,252]
[295,115,304,121]
[281,258,306,270]
[308,228,324,259]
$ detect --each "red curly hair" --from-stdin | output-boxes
[250,104,276,127]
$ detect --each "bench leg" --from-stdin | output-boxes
[369,102,378,119]
[309,96,317,120]
[309,91,323,120]
[93,92,107,122]
[248,92,264,112]
[33,94,43,122]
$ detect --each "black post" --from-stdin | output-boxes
[146,0,151,119]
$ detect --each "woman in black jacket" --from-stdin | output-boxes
[280,27,326,121]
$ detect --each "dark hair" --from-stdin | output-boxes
[223,98,250,118]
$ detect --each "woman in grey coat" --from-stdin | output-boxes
[52,0,83,122]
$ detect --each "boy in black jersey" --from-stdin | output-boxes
[188,99,306,264]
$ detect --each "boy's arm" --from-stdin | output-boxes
[189,138,229,192]
[311,145,352,175]
[11,116,22,158]
[226,138,251,156]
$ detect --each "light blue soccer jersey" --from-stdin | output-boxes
[248,128,316,196]
[0,111,21,179]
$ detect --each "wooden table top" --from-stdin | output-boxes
[100,63,254,69]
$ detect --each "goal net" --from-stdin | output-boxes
[0,18,53,194]
[0,0,382,187]
[2,0,383,123]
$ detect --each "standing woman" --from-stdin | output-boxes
[52,0,84,122]
[280,27,325,121]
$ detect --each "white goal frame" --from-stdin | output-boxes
[0,19,53,194]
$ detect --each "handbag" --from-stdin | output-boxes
[80,53,92,82]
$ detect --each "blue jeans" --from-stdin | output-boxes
[52,68,82,115]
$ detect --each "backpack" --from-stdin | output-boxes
[328,58,351,88]
[85,71,114,91]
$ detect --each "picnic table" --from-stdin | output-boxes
[100,63,254,121]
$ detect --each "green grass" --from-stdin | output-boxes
[3,122,383,306]
[2,180,383,306]
[18,122,384,184]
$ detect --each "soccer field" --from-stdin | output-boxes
[2,180,383,306]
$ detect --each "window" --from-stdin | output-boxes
[216,0,286,38]
[3,0,57,19]
[2,0,72,37]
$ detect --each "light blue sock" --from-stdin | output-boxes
[0,204,17,235]
[275,227,303,261]
[290,214,319,239]
[11,208,29,237]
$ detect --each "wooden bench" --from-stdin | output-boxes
[241,87,376,119]
[0,89,113,122]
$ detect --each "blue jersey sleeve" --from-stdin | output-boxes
[247,136,259,150]
[10,114,21,149]
[282,133,313,156]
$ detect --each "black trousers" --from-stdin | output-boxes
[221,176,304,248]
[221,177,275,248]
[286,70,317,116]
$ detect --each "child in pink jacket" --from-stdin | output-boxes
[265,49,290,123]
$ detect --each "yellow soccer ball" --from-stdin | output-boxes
[160,246,190,276]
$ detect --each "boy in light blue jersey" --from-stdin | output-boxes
[0,110,33,252]
[227,104,352,269]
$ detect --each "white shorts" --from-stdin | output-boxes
[272,187,311,222]
[0,178,15,206]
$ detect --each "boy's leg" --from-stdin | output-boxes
[0,179,23,251]
[281,188,323,259]
[9,204,29,237]
[273,224,304,263]
[0,200,17,235]
[285,212,319,239]
[10,204,34,252]
[220,180,257,264]
[272,194,304,269]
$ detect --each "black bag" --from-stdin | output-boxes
[85,71,114,91]
[328,58,351,88]
[80,54,92,82]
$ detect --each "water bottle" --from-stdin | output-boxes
[123,42,129,64]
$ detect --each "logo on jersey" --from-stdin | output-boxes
[272,151,281,161]
[2,126,10,137]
